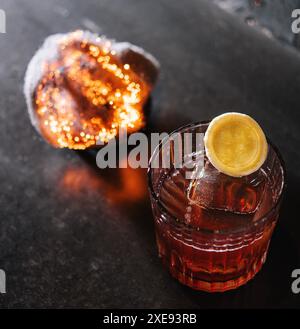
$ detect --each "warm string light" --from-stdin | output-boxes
[33,31,150,149]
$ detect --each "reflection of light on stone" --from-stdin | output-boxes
[25,31,159,149]
[60,165,147,203]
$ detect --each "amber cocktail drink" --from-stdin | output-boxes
[148,121,285,292]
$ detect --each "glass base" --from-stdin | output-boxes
[160,251,267,292]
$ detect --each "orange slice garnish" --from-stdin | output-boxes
[204,112,268,177]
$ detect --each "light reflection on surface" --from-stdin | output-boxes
[59,164,148,204]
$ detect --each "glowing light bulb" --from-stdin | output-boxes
[24,30,159,149]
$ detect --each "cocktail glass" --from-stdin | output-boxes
[148,122,286,292]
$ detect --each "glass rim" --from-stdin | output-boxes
[147,121,287,235]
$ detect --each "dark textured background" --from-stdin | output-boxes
[214,0,300,47]
[0,0,300,308]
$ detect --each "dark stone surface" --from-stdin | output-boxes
[214,0,300,48]
[0,0,300,308]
